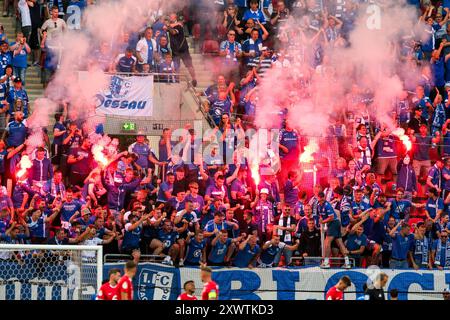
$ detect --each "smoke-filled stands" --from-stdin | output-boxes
[0,0,450,274]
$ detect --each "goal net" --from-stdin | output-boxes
[0,244,102,300]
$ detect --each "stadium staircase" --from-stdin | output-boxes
[0,6,45,107]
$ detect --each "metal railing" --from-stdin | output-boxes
[104,254,165,263]
[290,257,356,268]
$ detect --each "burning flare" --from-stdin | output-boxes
[392,128,412,151]
[17,155,32,179]
[92,144,109,168]
[299,141,319,163]
[251,163,260,186]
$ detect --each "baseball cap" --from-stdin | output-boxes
[261,46,268,51]
[260,188,269,195]
[14,77,22,83]
[416,221,425,228]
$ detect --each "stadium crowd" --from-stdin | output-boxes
[1,0,450,271]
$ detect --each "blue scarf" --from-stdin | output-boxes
[436,239,450,267]
[414,237,429,266]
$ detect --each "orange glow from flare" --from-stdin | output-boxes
[92,145,109,168]
[251,163,260,186]
[299,141,319,163]
[392,128,412,152]
[17,155,32,179]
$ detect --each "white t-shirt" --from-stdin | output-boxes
[81,237,103,259]
[18,0,32,27]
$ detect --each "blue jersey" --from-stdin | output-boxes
[0,217,10,233]
[158,229,179,249]
[346,233,367,252]
[338,196,352,227]
[185,238,206,264]
[0,51,12,75]
[391,232,415,260]
[60,200,82,222]
[156,181,173,202]
[376,135,396,158]
[242,9,265,24]
[428,165,442,189]
[432,56,446,87]
[122,223,142,250]
[10,42,28,68]
[6,120,27,147]
[260,242,285,265]
[425,197,444,220]
[233,243,260,268]
[351,200,370,217]
[208,97,232,126]
[0,149,7,174]
[208,238,232,264]
[388,200,412,221]
[27,216,47,238]
[204,220,231,235]
[283,179,298,206]
[318,201,337,222]
[278,129,299,160]
[128,142,151,169]
[184,194,205,215]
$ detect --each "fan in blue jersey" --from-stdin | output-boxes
[411,221,432,269]
[388,188,424,222]
[251,188,274,243]
[26,207,59,244]
[345,219,368,267]
[427,160,444,193]
[432,229,450,269]
[388,220,415,269]
[257,234,298,268]
[425,187,444,222]
[184,231,206,266]
[203,211,239,240]
[59,189,82,228]
[156,172,175,203]
[115,48,137,73]
[318,192,352,269]
[208,229,243,266]
[350,188,371,221]
[233,234,260,268]
[121,212,151,264]
[333,186,352,229]
[173,201,200,267]
[150,219,181,266]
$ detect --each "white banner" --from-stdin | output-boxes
[94,75,154,117]
[178,266,449,300]
[104,263,450,300]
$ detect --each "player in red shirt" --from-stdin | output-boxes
[326,276,352,300]
[177,280,198,300]
[97,268,121,300]
[200,265,219,300]
[117,261,137,300]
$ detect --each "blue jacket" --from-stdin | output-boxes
[29,158,53,182]
[102,175,141,211]
[396,163,417,193]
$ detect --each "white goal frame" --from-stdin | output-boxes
[0,244,103,300]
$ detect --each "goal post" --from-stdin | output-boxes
[0,244,103,300]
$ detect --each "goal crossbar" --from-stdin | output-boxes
[0,244,103,300]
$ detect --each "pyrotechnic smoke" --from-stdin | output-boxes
[254,0,421,143]
[27,0,184,149]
